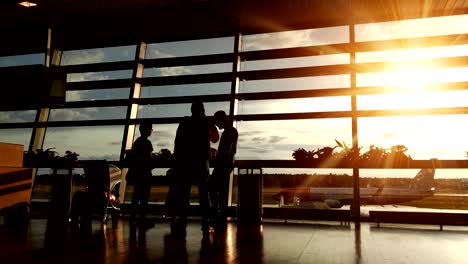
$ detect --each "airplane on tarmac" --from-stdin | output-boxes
[272,168,436,208]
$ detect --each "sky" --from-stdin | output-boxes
[1,14,468,179]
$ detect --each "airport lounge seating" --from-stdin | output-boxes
[0,143,33,225]
[369,210,468,230]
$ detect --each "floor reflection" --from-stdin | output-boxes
[162,234,188,263]
[236,224,264,264]
[354,223,362,264]
[3,218,467,264]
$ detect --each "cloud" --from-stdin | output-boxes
[252,148,269,154]
[0,111,36,123]
[152,49,176,59]
[85,153,120,161]
[384,132,398,139]
[62,50,106,65]
[66,91,83,101]
[153,130,174,139]
[269,136,287,144]
[67,72,111,82]
[243,30,312,51]
[239,131,264,137]
[159,66,193,76]
[238,145,257,150]
[156,141,171,148]
[49,109,94,121]
[251,137,266,143]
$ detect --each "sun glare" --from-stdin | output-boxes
[384,66,430,91]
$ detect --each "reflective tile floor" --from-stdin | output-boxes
[1,219,468,264]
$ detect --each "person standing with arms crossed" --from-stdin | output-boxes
[210,110,238,231]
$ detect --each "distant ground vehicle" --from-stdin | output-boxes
[272,169,436,208]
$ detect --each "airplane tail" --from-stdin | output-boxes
[410,168,436,189]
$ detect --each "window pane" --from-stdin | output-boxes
[241,54,349,71]
[134,123,178,153]
[358,168,468,214]
[146,37,234,58]
[43,126,124,160]
[357,90,468,110]
[357,67,468,88]
[141,83,231,98]
[0,53,44,67]
[236,119,352,160]
[237,97,350,115]
[67,70,133,82]
[356,14,468,41]
[143,63,232,77]
[66,88,130,101]
[261,168,352,207]
[240,75,350,93]
[0,110,36,123]
[138,102,229,118]
[0,128,32,149]
[358,115,468,160]
[242,26,349,51]
[49,107,127,121]
[356,45,468,63]
[61,45,136,65]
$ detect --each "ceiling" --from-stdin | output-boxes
[1,0,467,55]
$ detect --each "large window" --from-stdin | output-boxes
[141,83,231,98]
[61,45,136,65]
[242,26,349,51]
[9,13,466,217]
[137,102,229,119]
[0,128,33,150]
[42,126,124,160]
[235,119,352,160]
[358,115,468,160]
[66,88,131,102]
[0,110,36,123]
[0,53,44,67]
[146,37,234,58]
[49,107,127,121]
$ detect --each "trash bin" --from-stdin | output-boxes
[237,168,263,224]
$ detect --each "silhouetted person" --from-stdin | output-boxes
[209,110,238,231]
[169,101,219,238]
[128,122,155,224]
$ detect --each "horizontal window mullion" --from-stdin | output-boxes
[358,107,468,117]
[356,82,468,95]
[355,33,468,53]
[356,56,468,73]
[235,159,468,169]
[0,123,35,129]
[142,53,233,68]
[235,111,352,121]
[237,88,352,101]
[240,65,350,80]
[0,105,40,111]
